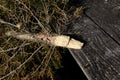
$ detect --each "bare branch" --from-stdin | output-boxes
[5,30,84,49]
[5,31,45,43]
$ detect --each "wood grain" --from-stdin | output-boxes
[69,14,120,80]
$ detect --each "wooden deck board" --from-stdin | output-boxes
[69,14,120,80]
[85,0,120,45]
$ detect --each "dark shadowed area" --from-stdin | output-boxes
[56,49,88,80]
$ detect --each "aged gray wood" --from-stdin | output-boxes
[69,14,120,80]
[66,0,120,80]
[85,0,120,45]
[68,0,120,80]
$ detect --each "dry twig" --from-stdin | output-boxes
[0,41,31,68]
[0,42,31,53]
[0,46,42,80]
[15,0,48,33]
[5,31,83,49]
[31,46,55,77]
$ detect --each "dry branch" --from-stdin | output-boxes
[5,31,83,49]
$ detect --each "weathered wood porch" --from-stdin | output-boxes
[69,0,120,80]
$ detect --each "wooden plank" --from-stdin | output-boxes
[85,0,120,45]
[68,15,120,80]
